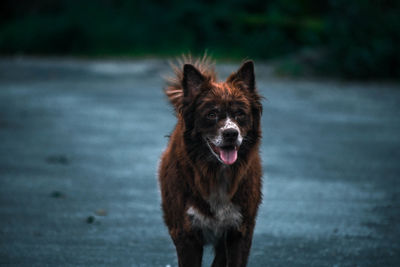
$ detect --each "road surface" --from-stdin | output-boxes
[0,58,399,266]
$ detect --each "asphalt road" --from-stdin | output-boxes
[0,58,399,267]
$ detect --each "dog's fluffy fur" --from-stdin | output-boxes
[159,55,262,267]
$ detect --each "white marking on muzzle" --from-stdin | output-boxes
[206,117,243,147]
[221,118,243,144]
[204,117,243,164]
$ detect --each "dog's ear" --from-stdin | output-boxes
[183,64,205,97]
[227,60,255,92]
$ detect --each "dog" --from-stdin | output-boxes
[159,55,262,267]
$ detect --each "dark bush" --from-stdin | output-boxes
[0,0,398,79]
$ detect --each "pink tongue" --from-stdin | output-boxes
[219,148,238,165]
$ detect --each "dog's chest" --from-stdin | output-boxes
[186,178,242,243]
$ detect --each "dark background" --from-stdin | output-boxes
[0,0,399,79]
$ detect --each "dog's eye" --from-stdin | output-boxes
[207,112,217,120]
[234,110,245,118]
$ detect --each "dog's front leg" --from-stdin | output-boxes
[211,236,227,267]
[172,230,203,267]
[225,224,255,267]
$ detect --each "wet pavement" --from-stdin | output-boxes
[0,58,399,266]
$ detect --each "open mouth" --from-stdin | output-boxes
[207,141,239,165]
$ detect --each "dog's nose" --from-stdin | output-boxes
[223,129,239,141]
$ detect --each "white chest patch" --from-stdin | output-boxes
[186,191,242,243]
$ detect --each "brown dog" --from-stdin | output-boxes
[159,55,262,267]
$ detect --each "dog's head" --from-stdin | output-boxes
[181,61,262,165]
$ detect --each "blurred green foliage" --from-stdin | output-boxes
[0,0,398,79]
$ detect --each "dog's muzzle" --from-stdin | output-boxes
[206,121,243,165]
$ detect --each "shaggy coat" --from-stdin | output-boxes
[159,55,262,267]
